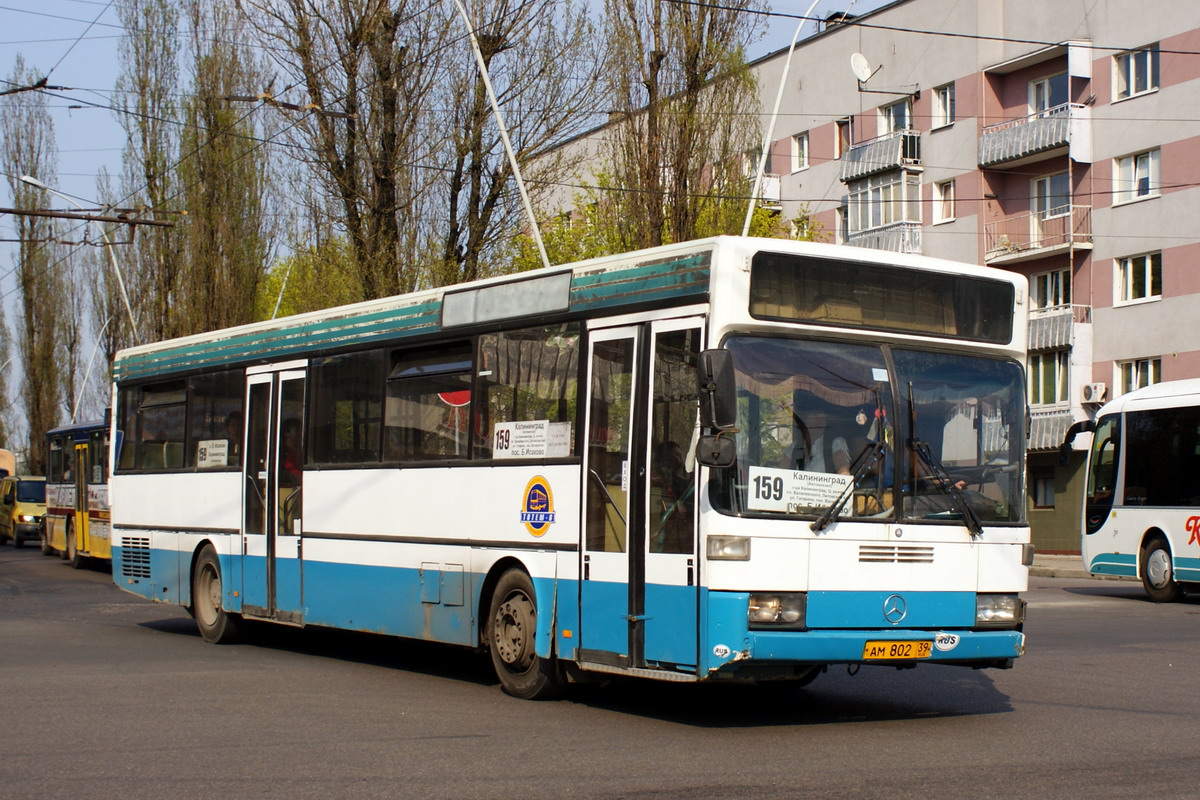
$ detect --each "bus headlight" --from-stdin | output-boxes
[748,593,806,629]
[975,593,1025,627]
[707,535,750,561]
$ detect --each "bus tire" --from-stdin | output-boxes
[487,569,563,700]
[40,522,53,556]
[66,523,84,569]
[192,546,240,644]
[1141,537,1183,603]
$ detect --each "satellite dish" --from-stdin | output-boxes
[850,52,874,83]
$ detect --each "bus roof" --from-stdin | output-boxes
[47,420,107,439]
[1097,379,1200,414]
[112,236,1025,383]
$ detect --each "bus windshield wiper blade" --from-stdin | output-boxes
[811,440,885,532]
[907,438,984,536]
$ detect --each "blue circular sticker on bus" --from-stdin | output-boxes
[520,476,556,537]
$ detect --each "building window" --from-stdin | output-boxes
[1030,73,1069,115]
[1032,472,1056,509]
[835,206,847,244]
[1116,252,1162,304]
[879,99,912,136]
[1029,351,1069,406]
[1031,268,1071,310]
[933,180,955,224]
[1118,357,1161,395]
[1031,172,1071,218]
[848,170,920,233]
[1115,45,1159,100]
[933,83,955,128]
[791,132,809,172]
[835,118,852,158]
[1114,149,1160,204]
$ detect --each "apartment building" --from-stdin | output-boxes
[548,0,1200,552]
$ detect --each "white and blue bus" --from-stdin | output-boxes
[111,236,1030,698]
[1064,379,1200,601]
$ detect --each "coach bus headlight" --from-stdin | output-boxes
[707,535,750,561]
[748,593,806,629]
[975,593,1025,627]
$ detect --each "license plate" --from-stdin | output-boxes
[862,640,933,660]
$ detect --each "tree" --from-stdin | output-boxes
[175,0,275,334]
[2,55,67,473]
[599,0,767,249]
[113,0,181,344]
[255,238,363,319]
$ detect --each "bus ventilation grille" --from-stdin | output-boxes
[858,545,934,564]
[121,536,152,578]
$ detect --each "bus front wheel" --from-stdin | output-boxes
[192,546,240,644]
[487,569,563,700]
[1141,538,1183,603]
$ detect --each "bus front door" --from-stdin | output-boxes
[242,366,306,624]
[580,320,701,673]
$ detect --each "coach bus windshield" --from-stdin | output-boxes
[708,336,1025,525]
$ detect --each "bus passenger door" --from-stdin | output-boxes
[242,365,306,623]
[641,320,701,670]
[74,442,88,555]
[580,326,640,665]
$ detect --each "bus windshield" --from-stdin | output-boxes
[710,336,1025,525]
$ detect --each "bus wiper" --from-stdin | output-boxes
[906,381,983,537]
[811,440,885,532]
[907,439,984,536]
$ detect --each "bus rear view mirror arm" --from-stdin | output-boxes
[698,349,736,430]
[1059,419,1095,466]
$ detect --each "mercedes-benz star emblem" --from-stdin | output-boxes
[883,594,907,624]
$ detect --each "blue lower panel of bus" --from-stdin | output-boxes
[1088,553,1137,578]
[704,591,1024,674]
[1176,556,1200,582]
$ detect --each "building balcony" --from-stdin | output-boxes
[845,221,922,254]
[840,130,920,183]
[978,103,1092,168]
[1028,304,1091,352]
[984,205,1092,264]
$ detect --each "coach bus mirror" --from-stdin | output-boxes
[695,434,736,468]
[698,349,737,430]
[1059,419,1095,466]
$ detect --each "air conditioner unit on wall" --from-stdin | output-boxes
[1081,382,1107,403]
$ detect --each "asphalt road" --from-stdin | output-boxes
[2,546,1199,800]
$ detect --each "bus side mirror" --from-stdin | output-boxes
[1059,419,1095,466]
[695,434,736,468]
[698,349,736,430]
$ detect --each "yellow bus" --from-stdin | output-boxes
[44,420,111,567]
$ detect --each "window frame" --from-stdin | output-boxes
[1029,73,1069,116]
[1031,268,1071,310]
[835,118,852,159]
[1028,350,1070,407]
[932,83,955,129]
[1031,171,1071,219]
[1115,251,1162,306]
[1117,357,1162,396]
[878,99,912,136]
[847,169,921,234]
[933,179,955,224]
[791,131,810,172]
[1113,149,1161,205]
[1114,44,1160,102]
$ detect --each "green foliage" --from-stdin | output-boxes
[255,239,364,320]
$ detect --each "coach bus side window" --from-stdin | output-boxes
[385,342,473,462]
[187,371,244,469]
[310,350,386,465]
[474,324,580,460]
[116,386,138,471]
[137,382,187,470]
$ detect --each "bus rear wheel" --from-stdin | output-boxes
[1141,537,1183,603]
[66,523,84,569]
[192,546,240,644]
[487,569,562,700]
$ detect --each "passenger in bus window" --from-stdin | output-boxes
[280,418,302,487]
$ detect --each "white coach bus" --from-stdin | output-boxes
[1064,379,1200,601]
[110,236,1031,698]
